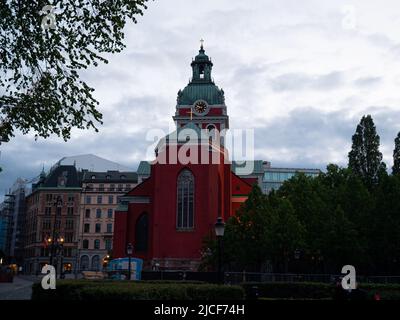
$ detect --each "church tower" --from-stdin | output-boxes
[113,43,253,271]
[173,42,229,134]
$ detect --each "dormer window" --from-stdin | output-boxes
[91,175,96,180]
[106,175,111,180]
[120,175,126,180]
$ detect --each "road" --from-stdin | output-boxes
[0,276,35,300]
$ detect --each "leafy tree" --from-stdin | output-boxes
[393,132,400,175]
[223,185,270,271]
[265,194,305,273]
[277,173,328,264]
[348,115,386,186]
[321,205,362,273]
[0,0,149,141]
[369,174,400,274]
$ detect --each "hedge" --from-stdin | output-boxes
[242,282,334,300]
[32,280,245,300]
[241,282,400,300]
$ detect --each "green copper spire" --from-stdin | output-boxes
[177,41,225,105]
[191,40,213,83]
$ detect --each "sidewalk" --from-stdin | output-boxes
[0,276,34,300]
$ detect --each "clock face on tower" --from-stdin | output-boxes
[192,100,209,116]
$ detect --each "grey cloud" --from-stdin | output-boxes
[354,76,381,87]
[270,71,344,92]
[253,106,400,170]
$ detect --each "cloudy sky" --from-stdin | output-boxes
[1,0,400,196]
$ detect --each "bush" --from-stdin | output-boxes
[241,282,400,300]
[241,282,334,299]
[32,280,245,300]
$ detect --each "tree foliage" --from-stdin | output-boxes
[202,116,400,275]
[393,132,400,175]
[348,115,386,186]
[0,0,149,141]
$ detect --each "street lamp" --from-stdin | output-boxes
[214,217,225,284]
[126,243,133,281]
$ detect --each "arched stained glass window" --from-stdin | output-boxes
[176,169,194,229]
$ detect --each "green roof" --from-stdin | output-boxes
[137,161,151,176]
[178,83,225,105]
[177,45,225,105]
[232,160,264,175]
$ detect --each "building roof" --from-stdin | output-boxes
[35,165,82,189]
[232,160,264,176]
[264,167,321,173]
[137,161,151,176]
[82,170,138,183]
[55,154,132,172]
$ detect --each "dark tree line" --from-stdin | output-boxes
[202,115,400,276]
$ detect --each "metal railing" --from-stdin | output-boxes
[140,271,400,284]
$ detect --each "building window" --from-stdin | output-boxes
[65,233,73,243]
[97,195,102,204]
[135,213,148,252]
[42,219,51,229]
[68,194,74,202]
[80,255,89,270]
[84,224,90,233]
[56,207,62,216]
[67,207,74,216]
[176,169,194,229]
[107,209,113,219]
[45,207,52,216]
[106,223,112,233]
[83,239,89,249]
[96,209,101,219]
[66,219,74,230]
[86,196,91,204]
[91,175,96,180]
[125,184,131,191]
[55,219,61,229]
[95,223,101,233]
[85,209,90,218]
[91,255,100,270]
[106,175,111,180]
[99,184,104,191]
[105,239,112,251]
[94,240,100,250]
[117,184,123,191]
[46,194,53,202]
[108,195,113,204]
[120,175,126,180]
[110,184,115,191]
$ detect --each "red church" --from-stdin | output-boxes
[113,44,257,270]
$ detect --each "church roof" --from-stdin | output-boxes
[178,83,225,105]
[177,44,225,105]
[137,161,151,176]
